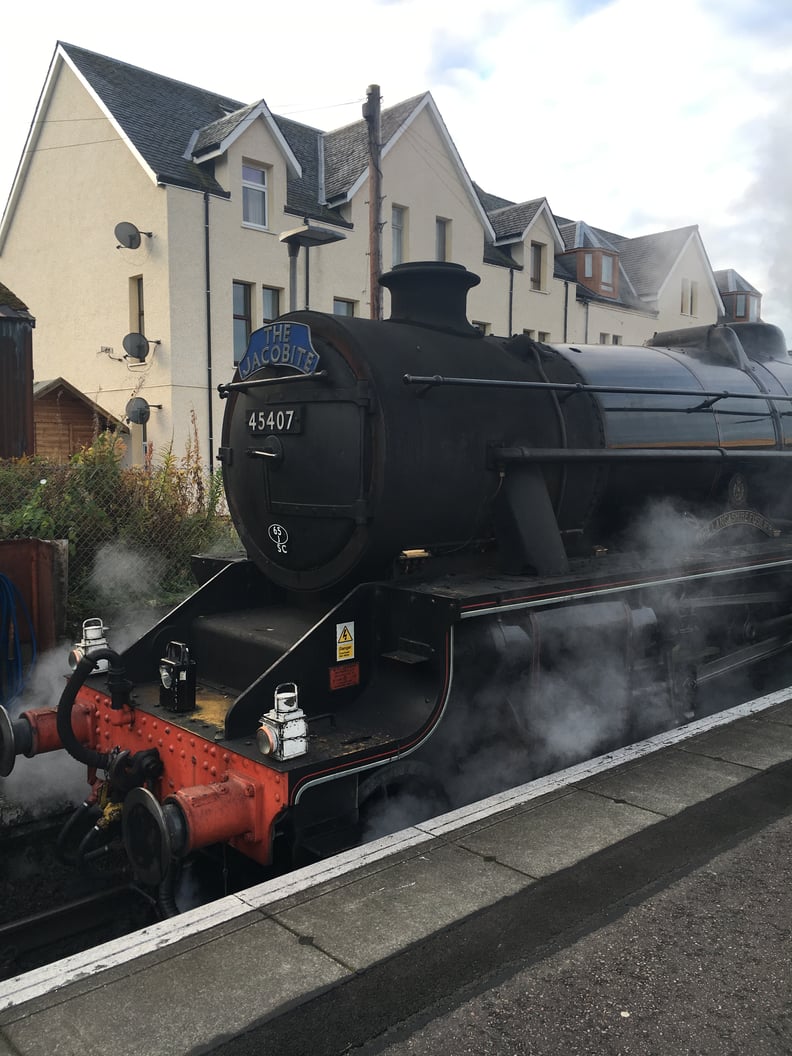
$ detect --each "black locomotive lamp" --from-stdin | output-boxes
[159,641,196,713]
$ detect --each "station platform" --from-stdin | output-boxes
[1,687,792,1056]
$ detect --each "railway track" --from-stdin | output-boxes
[0,885,155,981]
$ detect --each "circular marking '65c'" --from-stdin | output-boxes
[268,523,289,554]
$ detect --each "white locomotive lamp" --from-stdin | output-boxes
[257,682,307,760]
[68,617,110,672]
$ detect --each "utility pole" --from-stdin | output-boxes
[363,84,383,319]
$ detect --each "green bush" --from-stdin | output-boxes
[0,422,238,634]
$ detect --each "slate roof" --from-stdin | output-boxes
[473,183,516,213]
[714,268,760,296]
[488,199,545,241]
[616,226,697,298]
[61,43,241,196]
[322,95,427,203]
[556,219,623,252]
[59,42,349,225]
[53,44,712,297]
[192,102,263,157]
[0,281,34,320]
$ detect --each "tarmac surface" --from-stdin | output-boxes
[1,688,792,1056]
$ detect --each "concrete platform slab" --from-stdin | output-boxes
[764,698,792,725]
[2,914,348,1056]
[455,789,660,877]
[273,840,529,969]
[681,715,792,769]
[577,746,754,815]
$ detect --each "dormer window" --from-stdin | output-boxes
[576,250,618,297]
[242,163,268,228]
[601,254,614,291]
[733,293,760,322]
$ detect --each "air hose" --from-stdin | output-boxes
[56,647,131,771]
[0,573,37,706]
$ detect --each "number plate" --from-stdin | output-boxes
[247,407,303,434]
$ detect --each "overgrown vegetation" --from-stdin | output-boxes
[0,419,238,635]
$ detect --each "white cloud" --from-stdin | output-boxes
[1,0,791,334]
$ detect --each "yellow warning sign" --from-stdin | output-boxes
[336,621,355,661]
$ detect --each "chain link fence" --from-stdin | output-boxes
[0,431,239,640]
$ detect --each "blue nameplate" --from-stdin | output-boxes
[239,322,320,379]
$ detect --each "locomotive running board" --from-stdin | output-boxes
[448,550,792,619]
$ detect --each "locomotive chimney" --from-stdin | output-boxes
[380,261,481,336]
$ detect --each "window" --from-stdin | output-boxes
[233,281,252,363]
[583,252,593,279]
[472,320,490,335]
[333,298,355,317]
[601,254,614,291]
[522,328,536,339]
[538,331,550,342]
[130,276,145,334]
[612,335,622,345]
[735,294,746,318]
[392,205,406,266]
[435,217,450,261]
[530,242,544,291]
[262,286,280,323]
[681,278,698,316]
[242,163,268,228]
[600,332,610,344]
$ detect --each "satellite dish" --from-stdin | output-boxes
[123,332,150,361]
[114,222,152,249]
[125,398,151,425]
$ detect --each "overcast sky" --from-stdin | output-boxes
[3,0,791,336]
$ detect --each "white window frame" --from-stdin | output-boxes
[242,162,268,229]
[530,242,544,291]
[262,286,281,323]
[233,281,253,364]
[435,217,450,262]
[392,205,406,266]
[333,298,356,317]
[601,254,614,291]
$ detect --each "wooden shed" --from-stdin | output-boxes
[33,378,127,461]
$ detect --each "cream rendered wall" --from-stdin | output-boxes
[573,302,660,346]
[654,236,720,333]
[376,107,492,320]
[0,60,173,464]
[164,118,313,462]
[508,214,565,340]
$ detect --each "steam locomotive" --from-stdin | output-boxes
[3,261,792,902]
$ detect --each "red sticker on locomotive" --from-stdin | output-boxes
[329,662,360,690]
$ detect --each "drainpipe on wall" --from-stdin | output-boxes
[563,281,569,342]
[584,300,590,344]
[204,192,214,462]
[508,268,514,335]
